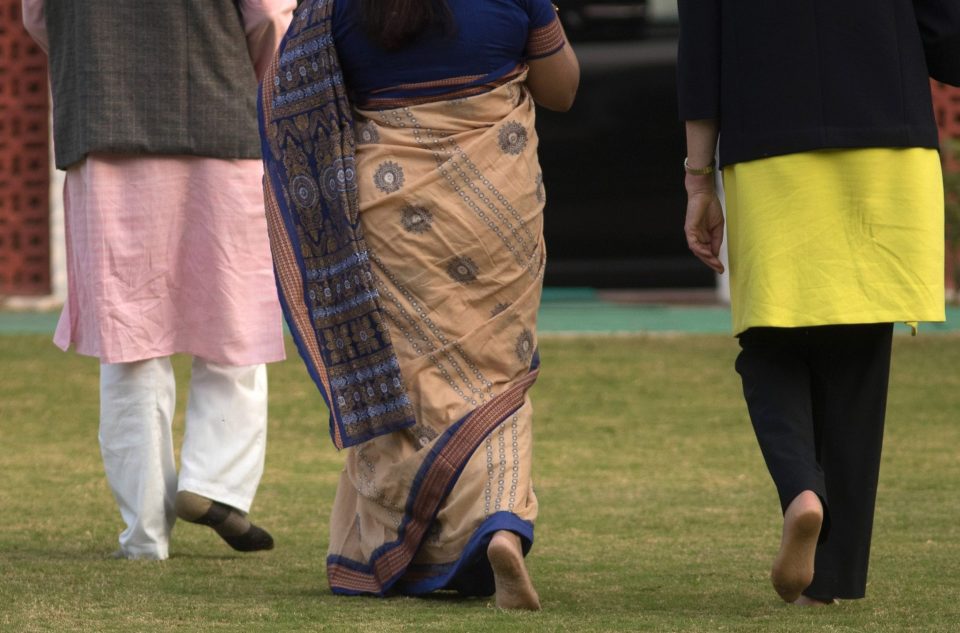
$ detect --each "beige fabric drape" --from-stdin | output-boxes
[326,77,546,595]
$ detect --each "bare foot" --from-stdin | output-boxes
[793,595,838,607]
[771,490,823,603]
[487,530,541,610]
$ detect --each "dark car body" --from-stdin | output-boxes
[536,11,708,288]
[558,1,647,40]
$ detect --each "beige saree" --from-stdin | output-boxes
[260,0,545,596]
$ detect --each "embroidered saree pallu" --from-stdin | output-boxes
[260,0,546,596]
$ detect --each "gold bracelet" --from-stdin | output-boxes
[684,157,715,176]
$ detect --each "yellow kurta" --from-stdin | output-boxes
[723,148,946,335]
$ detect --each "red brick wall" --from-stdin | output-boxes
[933,81,960,293]
[933,82,960,168]
[0,0,50,296]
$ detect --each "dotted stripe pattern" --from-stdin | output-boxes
[327,368,539,595]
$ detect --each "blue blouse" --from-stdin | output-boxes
[332,0,561,105]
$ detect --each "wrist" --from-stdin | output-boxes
[685,172,716,193]
[683,157,716,176]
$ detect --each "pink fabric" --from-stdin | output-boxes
[20,0,48,52]
[55,155,286,365]
[44,0,296,365]
[241,0,298,80]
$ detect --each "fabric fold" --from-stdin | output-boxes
[259,0,416,449]
[260,0,546,596]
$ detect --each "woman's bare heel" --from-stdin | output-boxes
[771,490,823,603]
[487,530,541,610]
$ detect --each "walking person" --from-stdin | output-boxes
[259,0,578,608]
[677,0,960,605]
[22,0,296,560]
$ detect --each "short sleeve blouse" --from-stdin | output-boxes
[332,0,563,104]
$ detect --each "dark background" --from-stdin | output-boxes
[536,11,710,288]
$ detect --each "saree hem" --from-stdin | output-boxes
[398,511,534,597]
[326,366,539,596]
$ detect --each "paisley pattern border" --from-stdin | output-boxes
[258,0,415,449]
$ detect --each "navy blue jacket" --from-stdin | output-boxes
[677,0,960,166]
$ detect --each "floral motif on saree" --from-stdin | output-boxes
[260,0,546,597]
[258,0,414,449]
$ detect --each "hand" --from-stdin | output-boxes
[684,177,725,274]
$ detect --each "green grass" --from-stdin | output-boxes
[1,334,959,632]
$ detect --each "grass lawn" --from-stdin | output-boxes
[1,333,959,632]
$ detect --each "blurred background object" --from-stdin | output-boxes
[933,83,960,302]
[536,0,703,288]
[2,1,960,303]
[556,1,647,40]
[0,0,52,299]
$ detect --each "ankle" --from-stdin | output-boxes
[785,490,823,518]
[175,490,214,521]
[489,530,520,549]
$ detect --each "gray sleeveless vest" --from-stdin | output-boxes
[45,0,262,169]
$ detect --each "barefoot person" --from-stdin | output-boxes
[259,0,577,608]
[22,0,295,559]
[677,0,960,605]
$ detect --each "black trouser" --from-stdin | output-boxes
[735,323,894,601]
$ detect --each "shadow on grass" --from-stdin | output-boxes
[166,553,249,561]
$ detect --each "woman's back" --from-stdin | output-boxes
[260,0,579,608]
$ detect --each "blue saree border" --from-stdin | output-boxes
[258,0,416,449]
[326,407,502,596]
[397,512,534,596]
[327,359,540,596]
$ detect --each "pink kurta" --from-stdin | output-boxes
[23,0,296,366]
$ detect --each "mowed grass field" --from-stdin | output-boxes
[1,333,959,632]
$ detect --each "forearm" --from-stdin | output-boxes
[685,119,718,169]
[684,118,719,192]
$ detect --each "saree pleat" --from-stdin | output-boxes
[260,0,545,596]
[260,0,416,450]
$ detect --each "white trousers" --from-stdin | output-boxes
[99,357,268,559]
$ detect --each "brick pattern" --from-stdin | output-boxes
[0,0,50,295]
[933,82,960,293]
[933,81,960,168]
